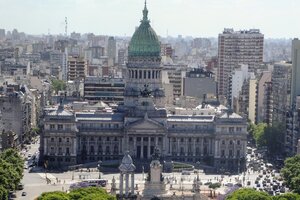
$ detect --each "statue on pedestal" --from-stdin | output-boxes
[111,176,116,195]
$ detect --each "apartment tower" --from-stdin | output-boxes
[217,28,264,103]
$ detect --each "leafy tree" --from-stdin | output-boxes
[264,123,285,154]
[0,149,24,192]
[38,191,69,200]
[0,186,8,200]
[51,79,66,94]
[273,193,300,200]
[0,148,24,176]
[39,187,116,200]
[249,122,284,154]
[226,188,271,200]
[281,154,300,194]
[0,159,22,191]
[250,123,267,147]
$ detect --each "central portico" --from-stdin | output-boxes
[124,112,167,159]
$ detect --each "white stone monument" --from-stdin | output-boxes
[142,147,168,199]
[118,151,136,199]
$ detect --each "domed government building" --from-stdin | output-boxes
[41,2,247,173]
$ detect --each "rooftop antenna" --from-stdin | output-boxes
[65,17,68,37]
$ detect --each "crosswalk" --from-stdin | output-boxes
[38,173,57,181]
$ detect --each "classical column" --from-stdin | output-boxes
[119,140,122,155]
[155,137,158,146]
[185,138,188,156]
[73,138,76,155]
[125,173,129,196]
[162,136,167,156]
[120,173,124,196]
[233,140,236,159]
[131,173,135,194]
[177,139,180,156]
[201,139,204,156]
[169,138,172,155]
[193,138,196,156]
[215,140,218,157]
[133,137,137,157]
[44,138,47,155]
[147,137,151,159]
[141,137,144,159]
[121,137,125,154]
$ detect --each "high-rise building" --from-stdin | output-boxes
[67,56,87,81]
[0,29,5,39]
[291,39,300,106]
[161,44,173,57]
[272,62,292,124]
[217,28,264,101]
[271,62,292,154]
[229,64,249,110]
[107,36,116,65]
[256,71,272,124]
[118,49,126,65]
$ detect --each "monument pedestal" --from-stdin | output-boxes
[142,182,168,198]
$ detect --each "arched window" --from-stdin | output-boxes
[180,147,184,155]
[106,146,110,155]
[90,146,94,154]
[113,145,118,154]
[98,145,102,154]
[196,147,200,155]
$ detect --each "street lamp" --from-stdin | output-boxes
[98,161,102,179]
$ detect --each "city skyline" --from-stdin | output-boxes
[0,0,299,38]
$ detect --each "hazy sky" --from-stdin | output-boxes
[0,0,299,38]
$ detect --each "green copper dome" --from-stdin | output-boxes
[128,2,161,57]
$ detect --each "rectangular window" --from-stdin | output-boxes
[229,127,234,133]
[236,127,242,132]
[50,124,55,130]
[58,124,63,130]
[65,124,71,130]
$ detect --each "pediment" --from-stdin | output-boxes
[126,118,165,131]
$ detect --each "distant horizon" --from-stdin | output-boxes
[2,30,296,40]
[0,0,299,39]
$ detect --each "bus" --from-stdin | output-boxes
[82,179,107,187]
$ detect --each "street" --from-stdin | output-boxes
[15,140,285,199]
